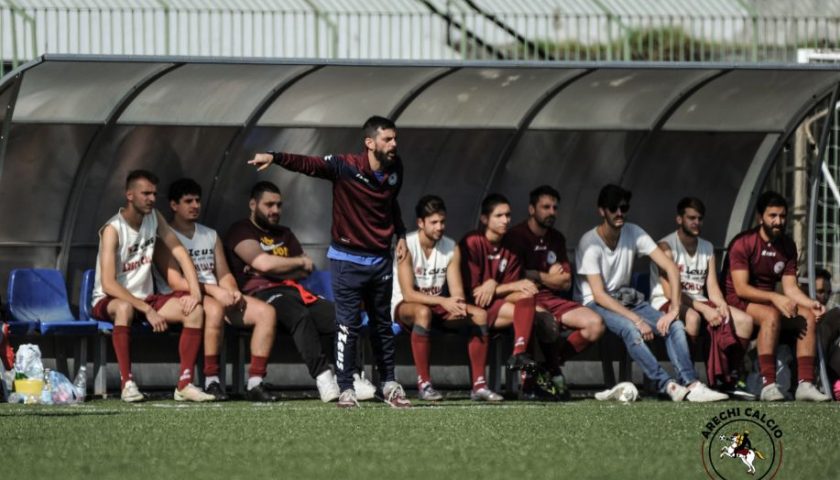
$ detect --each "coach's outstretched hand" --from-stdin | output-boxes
[249,153,274,171]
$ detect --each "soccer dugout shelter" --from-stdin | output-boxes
[0,56,837,391]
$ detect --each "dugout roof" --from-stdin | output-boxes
[0,56,838,290]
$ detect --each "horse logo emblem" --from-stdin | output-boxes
[700,408,783,479]
[718,431,765,475]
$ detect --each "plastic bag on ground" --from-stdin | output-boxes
[47,370,83,404]
[14,344,44,380]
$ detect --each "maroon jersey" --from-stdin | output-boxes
[224,219,304,294]
[459,230,522,303]
[271,151,405,254]
[722,227,798,303]
[503,221,572,295]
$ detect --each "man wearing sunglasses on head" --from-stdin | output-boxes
[574,184,727,402]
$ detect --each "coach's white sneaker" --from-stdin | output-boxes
[666,380,689,402]
[316,369,340,402]
[174,383,215,402]
[794,381,831,402]
[120,380,144,403]
[353,372,376,401]
[760,383,786,402]
[686,382,728,403]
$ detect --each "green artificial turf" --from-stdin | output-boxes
[3,397,839,480]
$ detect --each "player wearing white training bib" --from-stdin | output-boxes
[649,197,754,397]
[392,195,501,402]
[91,170,212,403]
[154,178,278,402]
[390,231,454,318]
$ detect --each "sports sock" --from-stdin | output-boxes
[411,324,432,385]
[177,327,202,390]
[247,376,263,390]
[204,376,220,389]
[112,325,132,389]
[758,354,777,386]
[797,356,815,384]
[468,325,489,390]
[204,354,220,378]
[512,297,536,355]
[558,330,591,363]
[248,355,268,379]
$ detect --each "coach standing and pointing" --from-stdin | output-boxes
[248,115,411,408]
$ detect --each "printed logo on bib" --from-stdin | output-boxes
[773,261,785,275]
[547,251,557,265]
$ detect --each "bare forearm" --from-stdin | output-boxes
[593,291,639,321]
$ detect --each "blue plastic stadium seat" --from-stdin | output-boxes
[80,269,114,333]
[6,268,98,335]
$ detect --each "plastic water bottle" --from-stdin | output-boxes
[40,369,53,405]
[72,366,87,402]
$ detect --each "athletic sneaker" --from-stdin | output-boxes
[316,369,340,403]
[760,383,786,402]
[595,382,639,402]
[337,389,359,409]
[353,373,376,401]
[382,381,412,408]
[520,372,560,401]
[245,383,278,402]
[665,380,689,402]
[470,387,503,402]
[120,380,144,403]
[794,381,831,402]
[174,383,215,402]
[721,379,756,401]
[505,352,537,374]
[686,382,729,403]
[833,379,840,401]
[417,381,443,401]
[204,381,229,401]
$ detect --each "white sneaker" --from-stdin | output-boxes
[686,382,729,403]
[353,372,376,401]
[120,380,144,403]
[470,387,503,402]
[794,381,831,402]
[760,383,786,402]
[174,383,215,402]
[665,380,689,402]
[595,382,639,402]
[316,369,340,402]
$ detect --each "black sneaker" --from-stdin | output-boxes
[721,379,756,401]
[506,352,537,374]
[245,382,279,402]
[204,381,229,401]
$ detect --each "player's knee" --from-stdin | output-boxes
[415,306,432,328]
[470,308,487,326]
[185,304,204,328]
[256,303,277,328]
[113,300,135,325]
[586,312,605,340]
[203,299,224,327]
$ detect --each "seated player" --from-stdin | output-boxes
[154,178,278,401]
[722,191,830,402]
[504,185,605,398]
[90,170,213,403]
[224,181,345,403]
[574,184,727,402]
[814,268,840,400]
[649,197,754,398]
[393,195,502,402]
[460,194,539,375]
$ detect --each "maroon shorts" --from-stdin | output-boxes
[91,291,189,321]
[393,301,449,332]
[486,299,507,328]
[725,294,750,312]
[535,291,583,325]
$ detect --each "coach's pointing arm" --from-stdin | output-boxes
[248,152,340,180]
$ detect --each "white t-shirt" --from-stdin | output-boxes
[391,231,456,318]
[649,231,713,309]
[171,223,219,285]
[574,223,658,306]
[92,209,158,307]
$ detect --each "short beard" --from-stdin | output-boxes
[680,224,698,238]
[253,211,277,231]
[761,223,782,239]
[537,215,555,229]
